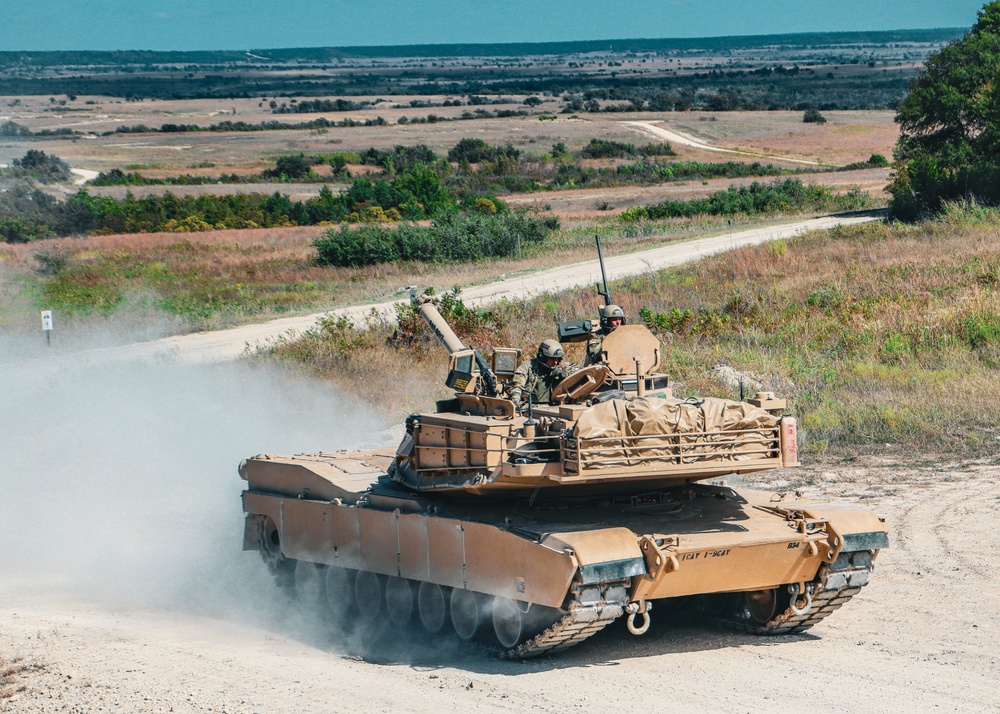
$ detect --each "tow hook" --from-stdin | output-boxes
[625,601,653,635]
[788,582,814,615]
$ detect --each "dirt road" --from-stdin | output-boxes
[1,360,996,713]
[623,120,830,166]
[22,212,880,367]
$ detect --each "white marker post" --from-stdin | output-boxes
[41,310,54,347]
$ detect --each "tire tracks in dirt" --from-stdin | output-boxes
[622,120,832,166]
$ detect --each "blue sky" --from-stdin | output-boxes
[0,1,986,51]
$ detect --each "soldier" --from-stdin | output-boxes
[508,339,577,410]
[584,304,625,366]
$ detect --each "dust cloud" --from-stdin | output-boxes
[0,356,389,637]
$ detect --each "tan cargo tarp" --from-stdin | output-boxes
[571,397,779,469]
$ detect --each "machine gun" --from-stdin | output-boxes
[595,234,614,308]
[557,235,613,343]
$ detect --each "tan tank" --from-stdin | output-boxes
[240,245,888,658]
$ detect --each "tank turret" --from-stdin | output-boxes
[390,289,798,497]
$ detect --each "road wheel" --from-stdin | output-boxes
[492,597,523,649]
[386,577,414,626]
[294,560,323,606]
[450,589,481,641]
[354,571,384,616]
[417,582,447,634]
[324,566,352,618]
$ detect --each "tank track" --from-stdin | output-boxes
[498,579,630,659]
[715,550,876,635]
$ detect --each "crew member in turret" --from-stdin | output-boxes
[584,304,625,366]
[509,339,577,409]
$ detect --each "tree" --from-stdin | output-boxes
[448,138,492,163]
[329,154,350,178]
[6,150,72,183]
[889,2,1000,218]
[264,154,312,180]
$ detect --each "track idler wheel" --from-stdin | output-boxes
[254,515,293,589]
[744,588,780,624]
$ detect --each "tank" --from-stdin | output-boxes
[240,243,888,658]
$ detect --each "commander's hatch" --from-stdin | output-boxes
[600,325,661,378]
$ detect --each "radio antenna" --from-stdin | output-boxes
[595,235,613,306]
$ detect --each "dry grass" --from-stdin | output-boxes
[0,210,820,334]
[262,206,1000,452]
[668,110,898,166]
[0,653,46,701]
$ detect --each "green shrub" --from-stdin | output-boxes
[580,139,636,159]
[803,108,827,124]
[447,139,519,164]
[0,215,54,243]
[621,179,872,221]
[962,311,1000,347]
[313,211,558,267]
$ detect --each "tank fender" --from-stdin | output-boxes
[541,528,646,584]
[241,456,376,503]
[795,504,889,560]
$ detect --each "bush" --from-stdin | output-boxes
[803,108,827,124]
[313,211,558,267]
[360,145,436,173]
[0,214,54,243]
[263,154,313,180]
[620,179,872,221]
[580,139,636,159]
[447,138,520,164]
[3,150,72,183]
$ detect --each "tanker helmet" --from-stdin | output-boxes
[599,304,626,331]
[537,339,565,361]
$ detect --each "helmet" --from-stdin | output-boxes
[537,339,565,361]
[599,304,626,331]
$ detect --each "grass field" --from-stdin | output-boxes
[2,98,895,353]
[259,204,1000,453]
[0,210,832,334]
[0,95,897,176]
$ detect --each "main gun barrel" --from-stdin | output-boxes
[410,288,466,355]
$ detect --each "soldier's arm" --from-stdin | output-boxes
[508,366,528,409]
[584,337,603,366]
